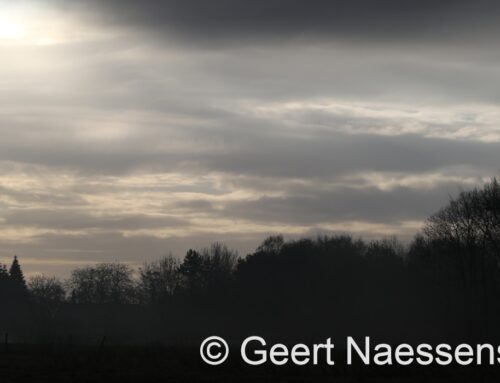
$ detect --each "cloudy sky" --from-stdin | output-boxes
[0,0,499,276]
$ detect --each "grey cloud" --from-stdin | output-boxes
[172,199,215,212]
[53,0,500,46]
[49,35,500,105]
[1,109,499,179]
[220,185,455,226]
[2,209,187,230]
[0,185,88,207]
[195,132,500,179]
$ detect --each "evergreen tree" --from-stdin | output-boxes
[9,256,27,297]
[0,263,9,299]
[179,249,206,295]
[0,263,8,280]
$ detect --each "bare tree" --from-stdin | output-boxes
[139,254,181,305]
[179,243,238,296]
[423,177,500,324]
[29,275,66,319]
[69,263,137,305]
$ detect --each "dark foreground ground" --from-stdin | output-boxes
[2,344,500,383]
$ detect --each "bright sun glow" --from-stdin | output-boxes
[0,2,111,47]
[0,15,25,40]
[0,3,75,46]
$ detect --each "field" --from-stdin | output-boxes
[2,344,500,382]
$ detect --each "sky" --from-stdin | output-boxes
[0,0,499,276]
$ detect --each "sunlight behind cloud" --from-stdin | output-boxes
[0,2,108,46]
[0,3,59,45]
[0,4,28,40]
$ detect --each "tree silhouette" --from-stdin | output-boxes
[178,249,206,296]
[29,275,65,308]
[139,254,181,305]
[29,275,66,335]
[0,263,9,300]
[9,256,28,299]
[422,177,500,325]
[69,263,136,305]
[0,176,498,347]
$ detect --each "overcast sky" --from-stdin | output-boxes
[0,0,499,276]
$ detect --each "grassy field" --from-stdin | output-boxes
[2,344,500,382]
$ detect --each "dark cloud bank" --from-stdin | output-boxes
[57,0,500,45]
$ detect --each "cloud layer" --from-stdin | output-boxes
[0,0,499,275]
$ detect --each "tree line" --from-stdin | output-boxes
[1,177,500,345]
